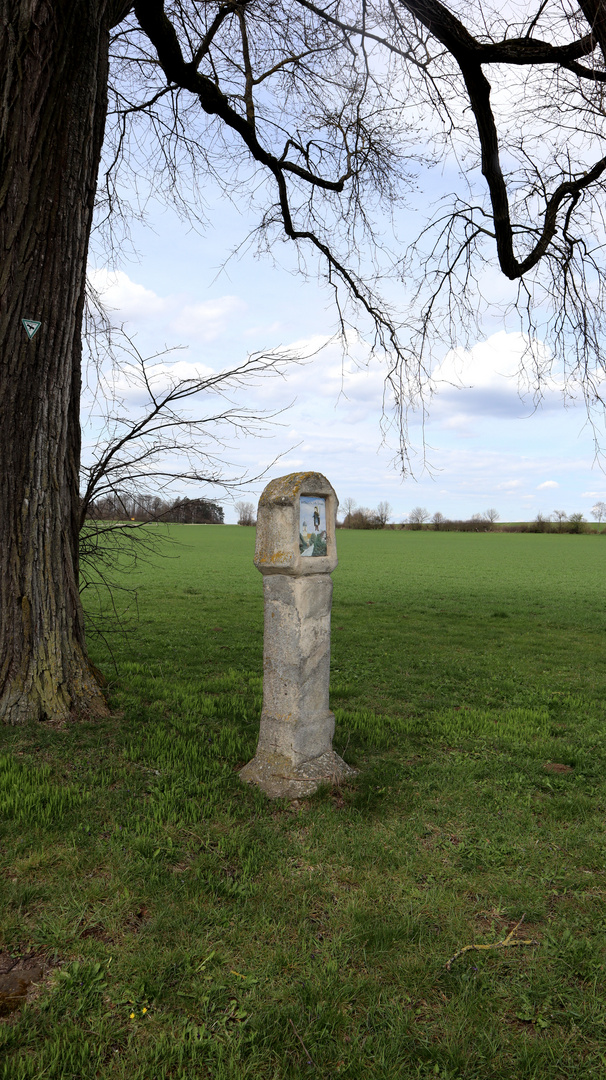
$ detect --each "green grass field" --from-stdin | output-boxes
[2,527,606,1078]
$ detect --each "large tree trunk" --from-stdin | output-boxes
[0,1,116,723]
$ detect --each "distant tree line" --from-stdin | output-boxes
[90,494,605,531]
[410,509,500,532]
[411,506,605,533]
[337,501,606,533]
[503,511,593,535]
[86,493,224,524]
[338,500,392,529]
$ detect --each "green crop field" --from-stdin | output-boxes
[2,526,606,1078]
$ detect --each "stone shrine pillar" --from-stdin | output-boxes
[239,472,356,798]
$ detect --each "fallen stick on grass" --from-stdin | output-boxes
[445,914,539,971]
[289,1018,318,1068]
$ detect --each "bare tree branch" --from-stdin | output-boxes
[99,0,606,472]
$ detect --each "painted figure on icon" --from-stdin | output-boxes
[299,496,327,556]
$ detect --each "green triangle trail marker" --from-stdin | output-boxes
[22,319,41,340]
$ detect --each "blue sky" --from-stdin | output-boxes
[86,191,606,526]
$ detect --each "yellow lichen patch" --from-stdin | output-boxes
[256,549,291,564]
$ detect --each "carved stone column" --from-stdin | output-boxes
[239,472,356,798]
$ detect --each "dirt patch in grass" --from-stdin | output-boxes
[80,924,113,943]
[0,950,52,1018]
[123,905,149,934]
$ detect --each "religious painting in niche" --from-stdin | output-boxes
[299,496,327,556]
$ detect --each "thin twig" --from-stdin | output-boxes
[289,1017,318,1068]
[445,914,539,971]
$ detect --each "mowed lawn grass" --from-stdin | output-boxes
[1,526,606,1078]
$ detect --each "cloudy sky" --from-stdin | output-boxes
[85,188,606,526]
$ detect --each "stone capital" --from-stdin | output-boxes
[254,471,338,576]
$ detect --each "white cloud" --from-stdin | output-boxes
[537,480,559,489]
[439,413,477,436]
[109,358,217,403]
[88,267,246,343]
[433,331,530,390]
[170,296,246,341]
[238,334,388,420]
[88,268,165,320]
[243,321,282,337]
[429,331,567,424]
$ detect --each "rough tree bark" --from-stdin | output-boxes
[0,1,123,723]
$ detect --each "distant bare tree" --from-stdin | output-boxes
[346,507,382,529]
[568,513,586,534]
[341,497,357,529]
[468,513,489,531]
[235,501,256,527]
[432,512,446,531]
[553,510,568,532]
[534,512,551,533]
[485,509,500,524]
[408,507,430,530]
[375,501,392,527]
[591,501,606,528]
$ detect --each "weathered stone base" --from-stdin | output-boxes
[239,749,357,799]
